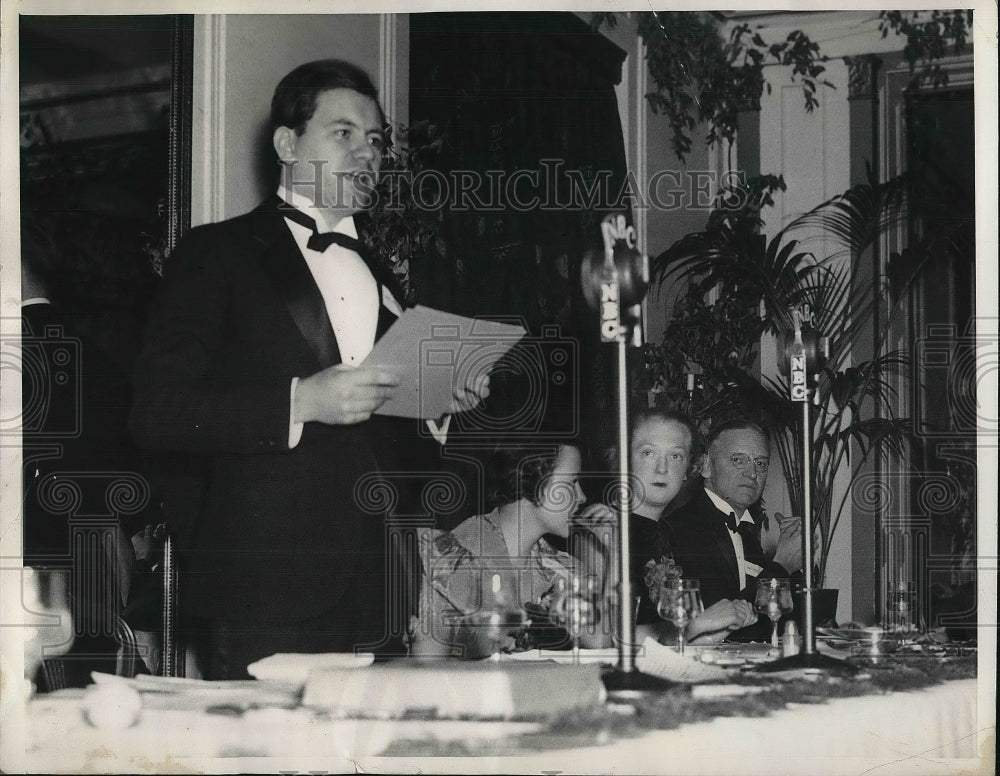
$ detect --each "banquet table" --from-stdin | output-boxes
[16,666,990,775]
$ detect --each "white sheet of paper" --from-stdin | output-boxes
[363,305,526,419]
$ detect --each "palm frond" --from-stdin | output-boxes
[783,175,909,261]
[650,226,741,288]
[837,417,912,460]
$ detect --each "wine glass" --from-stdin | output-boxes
[476,573,527,658]
[551,573,599,663]
[657,579,703,656]
[755,577,793,648]
[885,581,921,634]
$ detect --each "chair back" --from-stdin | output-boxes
[161,532,182,676]
[39,614,144,689]
[40,659,69,692]
[114,616,143,678]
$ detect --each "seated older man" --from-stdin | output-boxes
[664,418,804,616]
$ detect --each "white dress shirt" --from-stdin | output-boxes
[278,185,384,365]
[703,487,758,591]
[277,187,450,447]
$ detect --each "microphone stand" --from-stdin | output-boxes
[757,310,854,676]
[583,215,676,696]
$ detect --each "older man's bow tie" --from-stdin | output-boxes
[725,512,755,535]
[278,203,364,254]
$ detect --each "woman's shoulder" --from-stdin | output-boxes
[440,512,504,556]
[422,514,498,575]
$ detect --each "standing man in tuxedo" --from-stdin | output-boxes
[664,419,803,610]
[130,59,485,678]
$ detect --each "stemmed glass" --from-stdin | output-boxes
[551,573,599,663]
[755,577,793,648]
[885,581,920,634]
[479,573,527,658]
[657,579,703,656]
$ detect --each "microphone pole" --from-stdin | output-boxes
[582,214,675,695]
[758,306,854,675]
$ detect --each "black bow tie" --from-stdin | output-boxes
[278,202,364,254]
[725,512,755,536]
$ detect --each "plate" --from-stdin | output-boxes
[815,627,873,641]
[90,672,301,710]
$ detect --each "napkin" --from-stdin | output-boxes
[497,648,619,665]
[246,652,375,686]
[634,637,730,683]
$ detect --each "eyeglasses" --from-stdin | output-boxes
[729,453,769,473]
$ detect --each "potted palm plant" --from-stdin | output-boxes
[645,172,971,588]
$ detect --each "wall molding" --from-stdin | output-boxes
[378,14,409,131]
[379,14,397,124]
[846,54,881,101]
[634,39,648,260]
[193,15,226,227]
[725,11,916,60]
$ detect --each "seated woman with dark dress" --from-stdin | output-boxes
[592,409,756,644]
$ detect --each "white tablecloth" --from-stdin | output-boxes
[17,678,989,775]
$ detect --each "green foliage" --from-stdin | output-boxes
[594,11,829,160]
[879,9,974,88]
[358,120,447,306]
[593,10,973,162]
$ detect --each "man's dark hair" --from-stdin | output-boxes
[270,58,384,134]
[704,417,770,452]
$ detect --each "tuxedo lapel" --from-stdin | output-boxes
[698,492,741,590]
[740,518,769,568]
[252,197,342,370]
[375,302,398,342]
[354,210,409,312]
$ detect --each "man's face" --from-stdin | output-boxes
[630,417,691,515]
[702,428,770,514]
[275,88,384,215]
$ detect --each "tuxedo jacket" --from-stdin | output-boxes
[663,487,789,609]
[130,196,428,627]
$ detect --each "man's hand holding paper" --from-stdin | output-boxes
[294,364,400,425]
[448,371,492,415]
[362,305,524,420]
